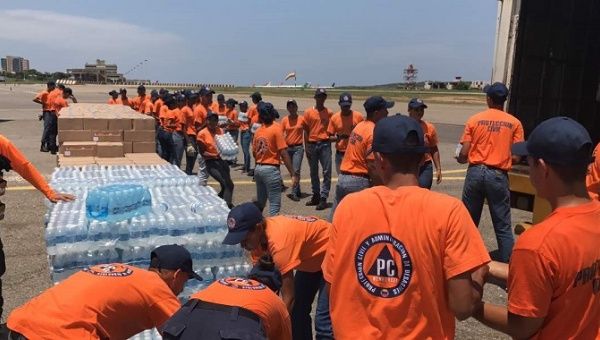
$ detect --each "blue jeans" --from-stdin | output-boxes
[254,164,282,216]
[197,154,208,185]
[240,131,252,172]
[306,141,332,200]
[330,173,370,220]
[43,112,58,151]
[292,271,333,340]
[157,128,173,162]
[41,111,52,146]
[287,145,304,197]
[462,164,514,263]
[334,151,344,175]
[418,161,434,189]
[155,124,162,156]
[171,132,185,168]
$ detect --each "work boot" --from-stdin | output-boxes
[316,198,328,210]
[305,195,320,206]
[287,193,300,202]
[40,143,49,152]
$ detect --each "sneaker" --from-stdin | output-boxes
[40,145,49,152]
[50,149,57,155]
[305,196,320,206]
[287,193,300,202]
[247,170,254,177]
[316,198,328,210]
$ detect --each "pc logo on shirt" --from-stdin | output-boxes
[219,277,266,290]
[83,264,133,277]
[355,233,412,298]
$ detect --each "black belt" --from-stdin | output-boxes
[287,143,303,147]
[469,163,507,173]
[194,300,261,323]
[341,171,370,179]
[336,151,345,155]
[307,140,330,144]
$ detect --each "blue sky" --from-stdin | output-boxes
[0,1,498,86]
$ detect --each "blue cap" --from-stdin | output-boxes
[364,96,394,113]
[373,115,429,154]
[217,93,225,101]
[250,92,262,101]
[222,202,264,245]
[483,82,509,101]
[314,88,327,97]
[408,98,427,109]
[512,116,592,165]
[258,102,279,120]
[199,86,215,96]
[150,244,202,281]
[339,92,352,107]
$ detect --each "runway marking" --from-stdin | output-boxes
[4,173,467,192]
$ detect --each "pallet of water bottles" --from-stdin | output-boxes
[45,163,251,287]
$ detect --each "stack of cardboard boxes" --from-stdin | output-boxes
[57,103,166,166]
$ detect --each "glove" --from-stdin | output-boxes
[186,145,197,157]
[0,155,11,172]
[38,113,43,121]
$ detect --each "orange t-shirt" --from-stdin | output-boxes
[7,264,180,340]
[327,111,364,152]
[420,120,439,163]
[250,215,330,275]
[252,122,287,166]
[460,108,524,171]
[586,143,600,200]
[280,115,305,146]
[247,104,259,123]
[507,201,600,339]
[0,135,56,200]
[238,111,251,131]
[339,120,375,175]
[181,106,195,136]
[323,186,491,339]
[35,90,55,111]
[302,107,333,142]
[142,100,155,116]
[116,97,133,107]
[191,277,291,340]
[154,98,165,117]
[50,96,69,115]
[132,95,150,112]
[170,108,186,133]
[197,127,223,159]
[193,102,219,128]
[226,109,239,131]
[159,107,176,132]
[107,98,119,105]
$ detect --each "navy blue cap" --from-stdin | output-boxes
[239,100,248,106]
[222,202,264,245]
[150,89,159,97]
[217,94,225,101]
[137,85,146,91]
[109,90,117,96]
[483,82,509,101]
[258,102,279,120]
[206,111,219,120]
[373,115,429,154]
[364,96,394,113]
[47,80,56,87]
[286,99,297,106]
[226,98,238,106]
[150,244,202,281]
[250,92,262,101]
[199,86,215,96]
[408,98,427,109]
[512,116,592,165]
[339,92,352,106]
[314,88,327,97]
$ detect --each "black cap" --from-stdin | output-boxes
[150,90,159,97]
[512,116,592,166]
[217,94,225,101]
[314,88,327,97]
[338,92,352,107]
[199,86,215,96]
[250,92,262,101]
[109,90,117,96]
[137,85,146,91]
[286,99,297,106]
[119,88,127,94]
[364,96,394,113]
[206,111,219,120]
[373,115,429,154]
[175,94,186,102]
[47,80,56,87]
[226,98,238,106]
[159,88,168,95]
[483,82,509,101]
[408,98,427,109]
[258,102,279,121]
[222,202,264,245]
[150,244,202,281]
[239,100,248,106]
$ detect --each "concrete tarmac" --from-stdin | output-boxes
[0,84,528,339]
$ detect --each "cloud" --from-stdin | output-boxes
[0,9,185,79]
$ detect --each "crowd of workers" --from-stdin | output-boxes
[0,81,596,339]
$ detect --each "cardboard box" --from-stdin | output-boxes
[92,130,123,142]
[58,118,84,131]
[132,142,156,153]
[122,141,133,154]
[96,142,124,158]
[95,157,134,166]
[58,156,96,167]
[108,118,132,131]
[124,130,155,142]
[60,142,97,157]
[133,117,156,130]
[83,118,109,131]
[58,130,92,144]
